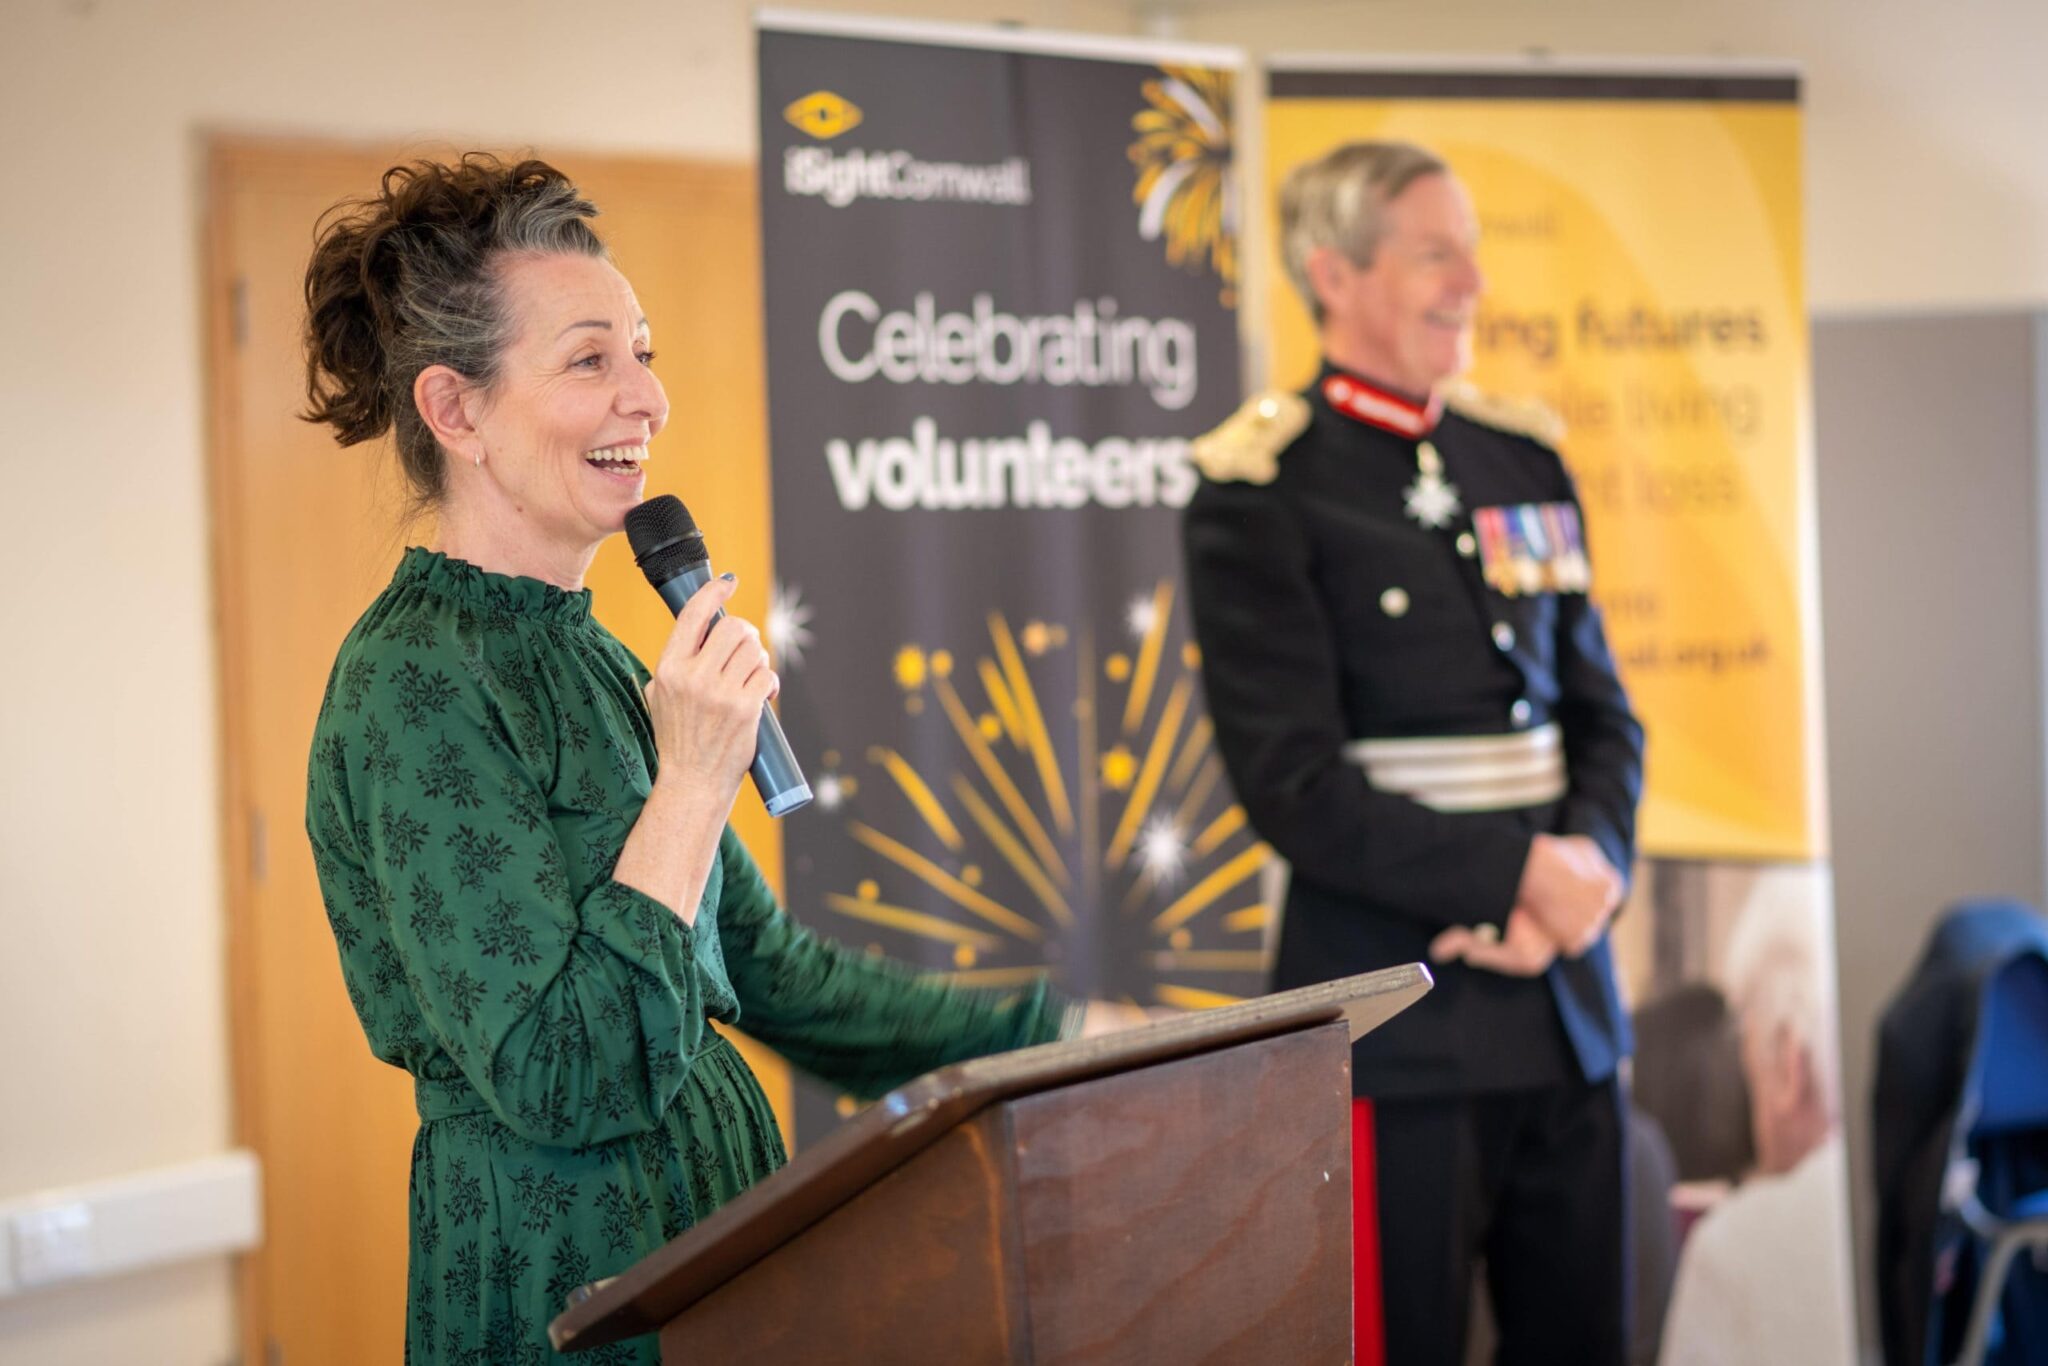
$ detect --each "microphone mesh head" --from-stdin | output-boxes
[625,495,708,584]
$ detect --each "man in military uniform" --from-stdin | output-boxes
[1183,141,1643,1365]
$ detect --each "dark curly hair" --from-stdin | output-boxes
[1631,982,1757,1183]
[300,154,606,505]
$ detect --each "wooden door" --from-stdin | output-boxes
[205,138,789,1366]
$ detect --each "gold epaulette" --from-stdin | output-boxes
[1190,390,1311,485]
[1442,380,1566,450]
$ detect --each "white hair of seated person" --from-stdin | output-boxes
[1719,867,1839,1175]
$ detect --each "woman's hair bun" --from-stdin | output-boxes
[300,154,604,503]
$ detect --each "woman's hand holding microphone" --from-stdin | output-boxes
[613,573,779,924]
[643,573,779,801]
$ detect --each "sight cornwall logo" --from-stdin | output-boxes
[785,90,863,140]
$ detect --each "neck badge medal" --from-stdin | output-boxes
[1404,440,1463,530]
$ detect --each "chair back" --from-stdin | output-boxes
[1966,952,2048,1140]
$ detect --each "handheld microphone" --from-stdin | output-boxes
[624,495,812,817]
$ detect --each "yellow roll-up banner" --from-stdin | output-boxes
[1266,65,1818,862]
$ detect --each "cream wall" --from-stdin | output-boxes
[4,0,2046,1360]
[1170,0,2048,320]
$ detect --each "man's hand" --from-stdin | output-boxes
[1515,833,1624,956]
[1429,909,1559,977]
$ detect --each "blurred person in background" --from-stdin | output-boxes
[1658,875,1855,1366]
[1627,981,1756,1363]
[1183,140,1643,1366]
[1632,982,1756,1185]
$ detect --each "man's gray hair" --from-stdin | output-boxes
[1277,140,1448,323]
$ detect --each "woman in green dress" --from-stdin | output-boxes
[301,155,1134,1365]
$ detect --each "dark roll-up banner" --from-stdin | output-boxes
[757,12,1252,1143]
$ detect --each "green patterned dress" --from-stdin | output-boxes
[306,548,1074,1365]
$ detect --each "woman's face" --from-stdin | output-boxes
[468,252,669,547]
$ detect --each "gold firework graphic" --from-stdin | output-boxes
[1129,66,1238,306]
[819,581,1272,1007]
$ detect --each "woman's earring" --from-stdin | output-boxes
[473,448,484,468]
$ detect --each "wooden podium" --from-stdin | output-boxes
[548,965,1430,1363]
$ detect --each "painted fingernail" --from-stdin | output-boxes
[719,571,737,583]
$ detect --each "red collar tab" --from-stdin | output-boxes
[1321,372,1443,438]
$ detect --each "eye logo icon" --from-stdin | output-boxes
[785,91,864,140]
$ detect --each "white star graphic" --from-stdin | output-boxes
[766,580,814,670]
[1126,594,1159,638]
[1404,474,1463,531]
[1136,815,1189,888]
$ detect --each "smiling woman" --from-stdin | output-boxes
[295,155,1137,1365]
[411,249,665,581]
[305,160,664,580]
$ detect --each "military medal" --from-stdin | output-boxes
[1475,502,1592,597]
[1404,440,1464,530]
[1515,504,1553,593]
[1474,508,1513,595]
[1510,510,1544,596]
[1551,503,1592,591]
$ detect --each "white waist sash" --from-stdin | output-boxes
[1342,723,1567,813]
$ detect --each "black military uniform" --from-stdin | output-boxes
[1182,361,1644,1366]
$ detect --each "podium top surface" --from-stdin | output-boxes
[549,963,1430,1352]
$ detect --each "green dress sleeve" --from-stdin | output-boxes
[710,830,1077,1099]
[307,635,706,1148]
